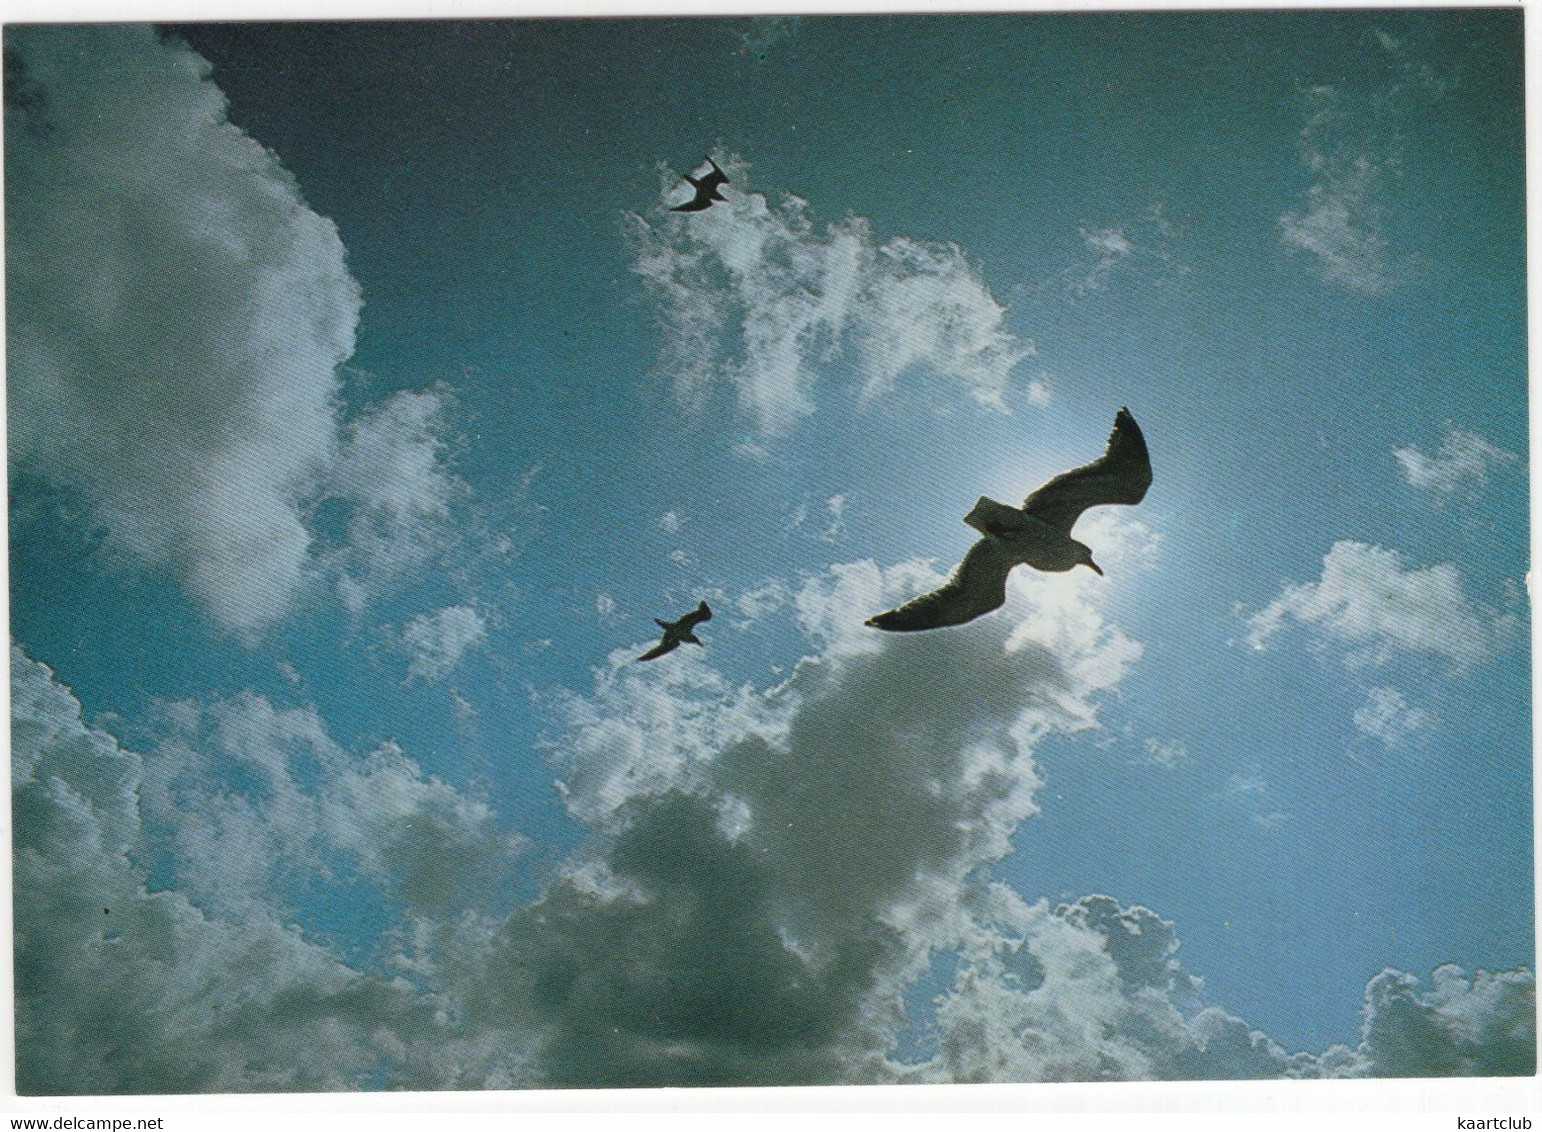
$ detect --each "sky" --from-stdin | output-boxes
[5,12,1533,1093]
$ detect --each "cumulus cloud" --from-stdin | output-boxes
[913,889,1532,1082]
[916,890,1313,1082]
[1395,425,1516,497]
[6,26,465,638]
[1348,964,1535,1077]
[11,646,524,1093]
[402,604,488,682]
[1247,540,1500,669]
[629,154,1029,439]
[15,559,1535,1090]
[327,387,466,615]
[1279,86,1404,296]
[443,554,1148,1086]
[1353,685,1430,747]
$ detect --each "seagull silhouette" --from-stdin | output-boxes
[866,408,1152,632]
[669,158,729,212]
[638,600,713,660]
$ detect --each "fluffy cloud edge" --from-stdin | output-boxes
[7,25,471,641]
[629,152,1030,440]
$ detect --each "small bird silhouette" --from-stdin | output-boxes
[866,408,1152,632]
[670,158,729,212]
[638,601,713,660]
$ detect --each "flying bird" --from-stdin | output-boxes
[669,158,729,212]
[865,408,1152,633]
[637,600,713,661]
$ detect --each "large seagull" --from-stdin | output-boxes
[866,407,1152,632]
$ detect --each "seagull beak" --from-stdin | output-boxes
[1087,559,1104,576]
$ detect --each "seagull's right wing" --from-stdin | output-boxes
[681,601,712,629]
[864,538,1018,632]
[637,639,679,662]
[670,195,712,212]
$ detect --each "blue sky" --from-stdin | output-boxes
[7,13,1532,1091]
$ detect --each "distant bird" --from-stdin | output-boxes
[638,600,714,661]
[866,408,1152,632]
[670,158,729,212]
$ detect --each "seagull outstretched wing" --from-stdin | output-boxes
[637,639,679,662]
[697,159,728,194]
[864,538,1020,632]
[1021,407,1152,532]
[680,600,712,630]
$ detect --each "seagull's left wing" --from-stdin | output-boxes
[1021,407,1152,532]
[681,601,712,629]
[864,538,1019,632]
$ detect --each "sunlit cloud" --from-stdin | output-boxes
[1247,540,1500,669]
[6,26,469,640]
[629,153,1030,439]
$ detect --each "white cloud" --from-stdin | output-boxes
[821,494,848,543]
[915,890,1314,1082]
[7,26,466,639]
[658,510,683,534]
[1280,35,1453,296]
[11,646,523,1092]
[1067,226,1135,297]
[15,619,1533,1090]
[1141,738,1189,769]
[914,889,1532,1082]
[1337,965,1535,1077]
[468,555,1146,1085]
[327,387,466,614]
[1247,541,1499,669]
[1395,426,1516,496]
[1278,83,1410,296]
[1073,511,1163,578]
[402,604,488,682]
[630,153,1029,438]
[1353,686,1430,747]
[1062,205,1180,298]
[734,578,792,624]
